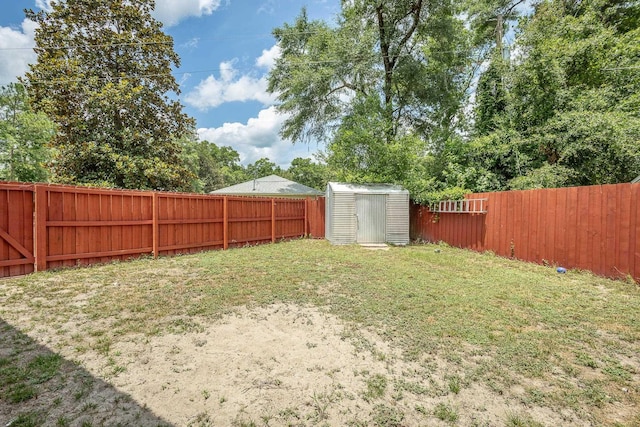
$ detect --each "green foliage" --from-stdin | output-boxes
[469,0,640,190]
[269,1,474,189]
[325,96,425,185]
[246,158,283,179]
[0,83,54,182]
[180,139,248,193]
[413,187,470,207]
[24,0,195,191]
[433,403,459,423]
[286,157,331,191]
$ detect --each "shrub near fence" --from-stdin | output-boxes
[0,182,325,278]
[411,183,640,282]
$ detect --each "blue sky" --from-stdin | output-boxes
[0,0,339,167]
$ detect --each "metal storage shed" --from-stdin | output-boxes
[325,182,410,245]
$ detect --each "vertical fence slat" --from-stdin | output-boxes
[34,185,47,272]
[271,199,276,243]
[223,196,228,250]
[631,185,639,281]
[153,193,159,258]
[566,186,579,269]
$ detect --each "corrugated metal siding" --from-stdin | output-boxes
[326,182,409,245]
[386,192,409,245]
[327,193,356,244]
[325,185,333,241]
[356,194,386,243]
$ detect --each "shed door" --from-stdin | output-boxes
[355,194,386,243]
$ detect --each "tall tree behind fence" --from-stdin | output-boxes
[411,183,640,282]
[0,182,325,278]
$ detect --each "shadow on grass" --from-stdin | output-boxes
[0,318,173,427]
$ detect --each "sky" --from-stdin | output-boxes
[0,0,340,167]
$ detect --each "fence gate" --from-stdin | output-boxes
[0,184,35,277]
[356,194,386,244]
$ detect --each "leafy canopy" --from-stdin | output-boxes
[24,0,195,190]
[0,83,55,182]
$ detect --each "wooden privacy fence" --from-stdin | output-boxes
[411,183,640,282]
[1,182,325,278]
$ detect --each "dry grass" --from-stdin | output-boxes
[1,239,639,426]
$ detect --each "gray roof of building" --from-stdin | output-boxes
[632,175,640,184]
[210,175,324,196]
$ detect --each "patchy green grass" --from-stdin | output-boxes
[1,239,640,425]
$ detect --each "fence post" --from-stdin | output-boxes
[223,196,228,250]
[304,197,309,237]
[271,199,276,243]
[34,185,47,272]
[152,192,159,259]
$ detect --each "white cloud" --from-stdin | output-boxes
[153,0,222,27]
[197,106,318,167]
[35,0,54,11]
[185,61,276,110]
[256,44,281,70]
[0,19,37,85]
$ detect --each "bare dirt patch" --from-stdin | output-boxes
[3,303,590,426]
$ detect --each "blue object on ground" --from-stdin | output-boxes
[557,267,567,274]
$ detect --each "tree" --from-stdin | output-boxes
[180,139,248,193]
[246,158,283,179]
[286,157,330,191]
[0,83,55,182]
[466,0,640,189]
[268,1,473,185]
[24,0,194,191]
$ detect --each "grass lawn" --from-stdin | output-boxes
[1,239,639,426]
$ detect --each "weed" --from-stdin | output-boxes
[434,402,459,424]
[93,336,112,356]
[447,374,462,394]
[394,378,429,395]
[27,354,62,384]
[187,411,213,427]
[7,412,43,427]
[602,359,634,382]
[505,411,544,427]
[82,402,98,412]
[278,407,300,420]
[370,404,404,427]
[415,405,428,415]
[363,373,387,401]
[7,383,36,403]
[575,351,599,368]
[202,389,210,400]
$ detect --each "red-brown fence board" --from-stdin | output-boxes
[157,193,224,256]
[0,183,34,277]
[274,199,305,239]
[40,185,154,271]
[227,197,269,247]
[411,183,640,282]
[306,197,325,238]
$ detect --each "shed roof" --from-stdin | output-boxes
[211,175,323,197]
[327,182,408,194]
[633,175,640,184]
